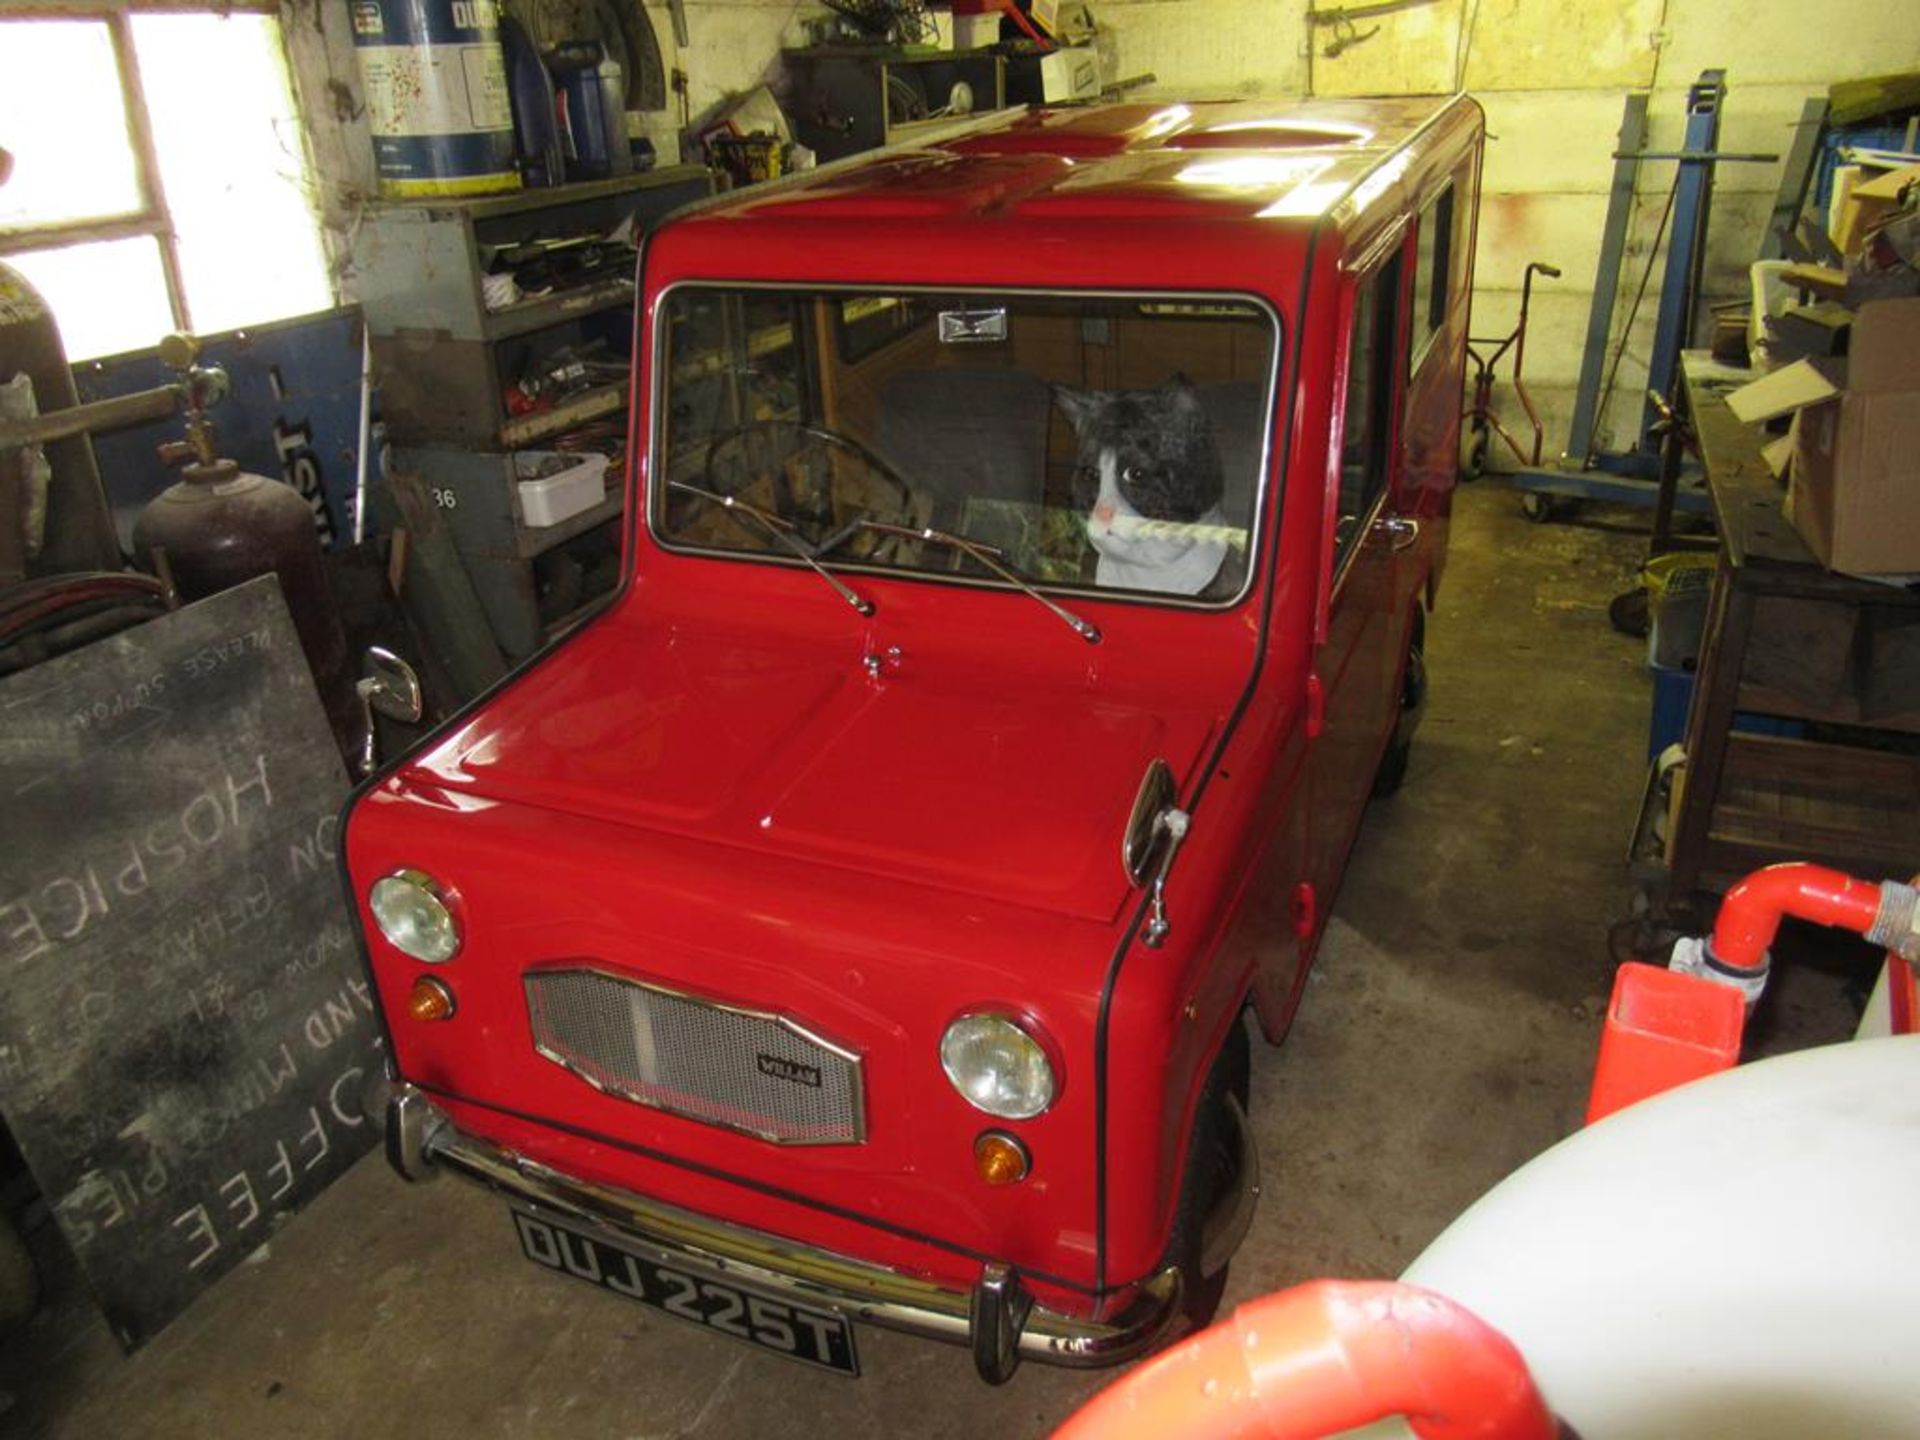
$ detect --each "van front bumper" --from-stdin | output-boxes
[379,1081,1181,1383]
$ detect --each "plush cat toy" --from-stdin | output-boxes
[1052,376,1231,596]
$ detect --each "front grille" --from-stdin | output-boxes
[525,968,865,1145]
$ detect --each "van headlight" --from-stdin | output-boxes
[368,869,461,963]
[939,1013,1055,1119]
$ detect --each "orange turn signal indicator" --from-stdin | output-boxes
[974,1130,1030,1186]
[406,975,456,1022]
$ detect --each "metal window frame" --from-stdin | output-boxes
[0,0,286,331]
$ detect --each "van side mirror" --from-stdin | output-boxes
[1123,759,1178,885]
[356,645,423,775]
[1122,757,1192,948]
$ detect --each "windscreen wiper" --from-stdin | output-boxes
[847,518,1100,645]
[668,481,874,617]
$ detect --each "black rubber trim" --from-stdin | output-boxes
[416,1081,1103,1298]
[1090,219,1325,1294]
[1704,948,1767,980]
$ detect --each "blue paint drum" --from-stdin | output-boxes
[351,0,520,198]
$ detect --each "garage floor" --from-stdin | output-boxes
[2,480,1867,1438]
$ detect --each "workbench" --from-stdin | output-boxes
[1657,352,1920,901]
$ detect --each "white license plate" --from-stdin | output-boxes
[512,1209,860,1375]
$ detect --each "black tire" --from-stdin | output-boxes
[1373,620,1426,798]
[1166,1018,1252,1334]
[1520,491,1556,523]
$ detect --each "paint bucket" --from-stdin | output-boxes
[351,0,520,199]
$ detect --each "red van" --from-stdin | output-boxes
[346,94,1483,1384]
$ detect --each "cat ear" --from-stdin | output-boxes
[1051,383,1098,431]
[1161,373,1203,413]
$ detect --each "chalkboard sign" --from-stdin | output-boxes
[0,576,380,1349]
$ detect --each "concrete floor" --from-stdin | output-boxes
[1,480,1867,1438]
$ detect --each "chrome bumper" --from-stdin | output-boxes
[380,1082,1181,1382]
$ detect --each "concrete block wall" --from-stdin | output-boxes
[294,0,1920,466]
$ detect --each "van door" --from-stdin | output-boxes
[1303,246,1413,924]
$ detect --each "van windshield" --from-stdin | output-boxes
[651,287,1275,606]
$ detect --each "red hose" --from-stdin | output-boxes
[1053,1280,1556,1440]
[1711,863,1884,973]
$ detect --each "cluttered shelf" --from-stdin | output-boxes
[500,381,627,449]
[483,275,635,342]
[1654,351,1920,902]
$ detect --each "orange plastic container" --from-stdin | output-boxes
[1586,962,1745,1124]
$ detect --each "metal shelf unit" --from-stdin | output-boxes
[351,167,712,688]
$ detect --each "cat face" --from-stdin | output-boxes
[1052,376,1225,573]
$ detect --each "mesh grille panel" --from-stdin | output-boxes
[526,969,863,1145]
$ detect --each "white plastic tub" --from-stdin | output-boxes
[515,451,610,527]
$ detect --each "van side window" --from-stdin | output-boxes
[1334,253,1404,571]
[1410,183,1454,370]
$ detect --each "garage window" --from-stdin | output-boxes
[0,7,332,360]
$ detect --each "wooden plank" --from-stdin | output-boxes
[1668,556,1750,898]
[1682,355,1815,573]
[1719,730,1920,794]
[1737,681,1920,735]
[1829,71,1920,128]
[1699,834,1915,888]
[498,383,626,449]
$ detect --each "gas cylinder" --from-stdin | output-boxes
[133,459,354,720]
[131,337,355,737]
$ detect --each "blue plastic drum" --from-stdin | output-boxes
[351,0,520,198]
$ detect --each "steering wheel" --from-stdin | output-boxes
[700,420,915,537]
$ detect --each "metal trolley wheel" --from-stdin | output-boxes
[1519,491,1574,524]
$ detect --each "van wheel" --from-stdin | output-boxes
[1167,1019,1252,1334]
[1373,622,1426,798]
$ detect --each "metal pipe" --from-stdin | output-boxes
[1710,863,1886,973]
[353,321,374,545]
[1610,150,1780,163]
[0,384,177,449]
[1053,1279,1556,1440]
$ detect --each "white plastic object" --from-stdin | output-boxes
[1358,1037,1920,1439]
[1669,933,1768,1009]
[515,451,609,527]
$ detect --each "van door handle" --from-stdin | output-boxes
[1373,514,1420,551]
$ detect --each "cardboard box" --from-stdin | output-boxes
[953,12,999,48]
[1787,297,1920,575]
[1836,162,1920,255]
[1035,46,1100,102]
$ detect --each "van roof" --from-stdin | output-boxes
[696,96,1466,226]
[653,95,1479,294]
